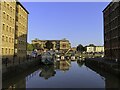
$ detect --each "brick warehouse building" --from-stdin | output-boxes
[103,1,120,62]
[0,0,29,61]
[32,38,71,51]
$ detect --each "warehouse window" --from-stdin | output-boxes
[9,27,11,32]
[9,37,11,43]
[6,25,8,31]
[4,1,6,7]
[3,12,5,18]
[10,17,12,22]
[6,37,8,42]
[3,24,5,30]
[9,49,10,54]
[7,15,9,20]
[10,7,12,12]
[7,4,9,10]
[5,48,7,54]
[2,36,4,41]
[2,48,4,54]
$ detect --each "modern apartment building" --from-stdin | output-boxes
[103,1,120,62]
[31,38,71,51]
[0,0,29,61]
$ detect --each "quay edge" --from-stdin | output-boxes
[85,58,120,76]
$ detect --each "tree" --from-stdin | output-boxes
[83,46,87,52]
[76,44,84,53]
[32,43,41,50]
[89,44,95,47]
[45,41,53,50]
[27,43,34,51]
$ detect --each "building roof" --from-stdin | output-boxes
[16,1,29,14]
[86,46,104,47]
[32,39,69,42]
[103,2,111,12]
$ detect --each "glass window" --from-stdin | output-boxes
[12,49,13,54]
[6,37,8,42]
[4,1,6,7]
[9,49,10,54]
[10,17,11,22]
[9,37,11,43]
[9,27,11,32]
[7,15,9,20]
[6,26,8,31]
[13,19,14,22]
[2,36,4,41]
[3,24,5,30]
[6,48,7,54]
[7,4,9,10]
[10,7,12,12]
[2,48,4,54]
[3,12,5,18]
[12,38,14,43]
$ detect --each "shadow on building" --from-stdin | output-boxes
[2,34,29,72]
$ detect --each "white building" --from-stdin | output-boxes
[87,46,95,53]
[95,46,104,53]
[86,45,104,53]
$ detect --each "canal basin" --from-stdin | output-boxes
[3,60,119,89]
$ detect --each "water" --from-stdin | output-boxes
[3,60,119,89]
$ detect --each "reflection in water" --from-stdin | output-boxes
[39,60,71,80]
[85,62,120,89]
[3,66,40,89]
[2,60,120,89]
[39,65,56,80]
[77,60,84,67]
[55,60,71,72]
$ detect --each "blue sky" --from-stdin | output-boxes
[21,2,109,47]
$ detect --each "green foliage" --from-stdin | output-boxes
[27,43,34,51]
[76,44,84,52]
[89,44,95,46]
[45,41,53,50]
[32,43,42,50]
[76,44,87,52]
[83,46,87,52]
